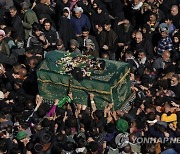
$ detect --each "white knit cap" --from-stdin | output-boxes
[74,7,83,13]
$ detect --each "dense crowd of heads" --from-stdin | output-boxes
[0,0,179,153]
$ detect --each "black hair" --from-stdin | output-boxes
[25,99,35,110]
[41,118,51,128]
[32,23,42,32]
[108,139,117,149]
[37,106,47,118]
[9,6,17,11]
[88,141,98,152]
[0,139,7,152]
[63,141,75,151]
[165,15,173,21]
[56,132,66,143]
[65,127,72,136]
[94,110,104,119]
[51,144,62,153]
[67,116,77,128]
[149,12,157,19]
[82,27,90,32]
[138,50,146,55]
[26,142,34,151]
[43,19,52,26]
[147,112,156,121]
[101,52,110,59]
[106,123,116,133]
[3,27,12,34]
[104,20,111,25]
[40,132,52,144]
[77,137,86,148]
[125,50,133,55]
[9,147,21,154]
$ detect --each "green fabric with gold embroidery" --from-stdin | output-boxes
[37,50,131,109]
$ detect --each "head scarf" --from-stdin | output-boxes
[63,7,71,19]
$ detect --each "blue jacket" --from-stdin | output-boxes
[162,148,177,154]
[70,14,91,35]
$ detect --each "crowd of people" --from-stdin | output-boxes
[0,0,179,153]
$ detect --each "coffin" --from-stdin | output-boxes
[37,51,132,110]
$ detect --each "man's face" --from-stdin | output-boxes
[161,31,168,38]
[149,15,156,22]
[138,52,145,59]
[35,30,41,37]
[173,37,179,43]
[44,22,51,31]
[171,77,178,86]
[9,9,17,17]
[104,24,111,31]
[82,31,89,38]
[135,34,142,43]
[40,18,46,25]
[134,0,140,5]
[62,0,68,4]
[0,35,4,42]
[21,8,25,14]
[57,44,63,50]
[70,45,76,51]
[165,19,172,25]
[162,52,170,61]
[152,8,157,14]
[63,12,69,18]
[85,44,91,50]
[93,3,98,9]
[171,7,178,16]
[75,11,81,18]
[164,104,171,113]
[97,8,102,14]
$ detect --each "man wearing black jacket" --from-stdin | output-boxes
[77,27,99,51]
[99,20,118,60]
[43,19,58,51]
[134,31,154,60]
[9,6,24,40]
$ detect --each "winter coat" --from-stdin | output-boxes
[22,9,39,40]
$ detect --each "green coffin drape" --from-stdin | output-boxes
[37,50,132,110]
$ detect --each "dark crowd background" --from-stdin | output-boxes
[0,0,179,153]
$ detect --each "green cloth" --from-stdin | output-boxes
[116,119,129,133]
[58,96,71,108]
[16,131,27,140]
[37,50,131,109]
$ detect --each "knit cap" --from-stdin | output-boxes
[116,119,129,133]
[16,131,27,140]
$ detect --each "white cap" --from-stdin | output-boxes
[74,7,83,13]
